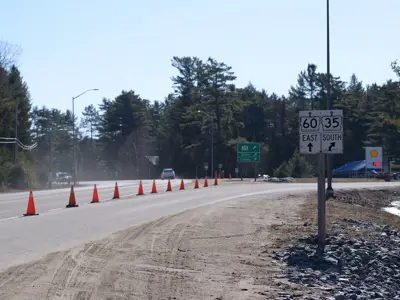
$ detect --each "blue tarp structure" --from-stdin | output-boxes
[333,160,379,178]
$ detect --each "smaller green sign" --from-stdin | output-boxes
[218,164,223,169]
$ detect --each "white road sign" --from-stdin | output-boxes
[299,110,343,155]
[321,132,343,154]
[299,133,321,154]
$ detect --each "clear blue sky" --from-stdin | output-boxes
[1,0,399,118]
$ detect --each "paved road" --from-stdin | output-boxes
[0,180,399,271]
[0,179,188,220]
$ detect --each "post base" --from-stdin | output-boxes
[326,187,335,199]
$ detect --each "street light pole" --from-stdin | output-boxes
[326,0,334,198]
[72,88,99,185]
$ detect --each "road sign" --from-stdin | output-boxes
[299,110,343,155]
[237,142,260,162]
[299,133,321,154]
[218,163,223,169]
[238,142,260,153]
[365,146,382,169]
[237,152,260,162]
[321,132,343,154]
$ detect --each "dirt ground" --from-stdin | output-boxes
[0,187,399,299]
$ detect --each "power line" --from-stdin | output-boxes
[0,137,38,151]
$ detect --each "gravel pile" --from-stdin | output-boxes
[270,219,400,300]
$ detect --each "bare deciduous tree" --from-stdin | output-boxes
[0,40,21,69]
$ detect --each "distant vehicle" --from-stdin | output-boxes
[376,172,399,181]
[161,168,175,180]
[56,172,72,183]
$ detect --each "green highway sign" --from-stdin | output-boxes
[238,142,260,153]
[237,153,260,162]
[237,142,260,162]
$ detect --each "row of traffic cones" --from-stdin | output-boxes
[23,176,219,216]
[23,182,121,216]
[136,176,218,195]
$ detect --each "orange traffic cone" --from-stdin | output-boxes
[151,179,157,193]
[23,190,38,216]
[179,178,185,190]
[214,176,218,186]
[113,182,120,199]
[91,184,99,203]
[194,177,199,189]
[204,177,208,187]
[166,179,172,192]
[137,180,144,195]
[66,185,79,208]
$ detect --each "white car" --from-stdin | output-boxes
[161,168,175,180]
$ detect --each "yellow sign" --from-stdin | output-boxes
[370,150,379,157]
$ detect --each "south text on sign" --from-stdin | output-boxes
[322,133,342,141]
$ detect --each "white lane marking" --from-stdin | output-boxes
[48,208,63,212]
[0,216,20,222]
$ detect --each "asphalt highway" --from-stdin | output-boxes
[0,180,399,271]
[0,179,187,220]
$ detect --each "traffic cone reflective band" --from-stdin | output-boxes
[214,176,218,186]
[91,184,99,203]
[113,182,120,199]
[66,185,79,208]
[137,180,144,195]
[166,179,172,192]
[179,178,185,190]
[23,190,38,216]
[194,177,199,189]
[151,179,157,193]
[204,177,208,187]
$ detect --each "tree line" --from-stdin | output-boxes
[0,40,399,189]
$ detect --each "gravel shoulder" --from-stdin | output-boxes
[1,187,399,299]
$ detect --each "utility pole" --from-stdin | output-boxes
[72,96,76,185]
[326,0,334,199]
[48,127,53,189]
[211,123,214,179]
[13,99,19,164]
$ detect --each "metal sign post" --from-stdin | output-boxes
[299,109,343,249]
[204,163,209,177]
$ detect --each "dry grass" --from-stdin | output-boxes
[265,188,400,254]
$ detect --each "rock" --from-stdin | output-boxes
[335,293,348,300]
[269,218,400,299]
